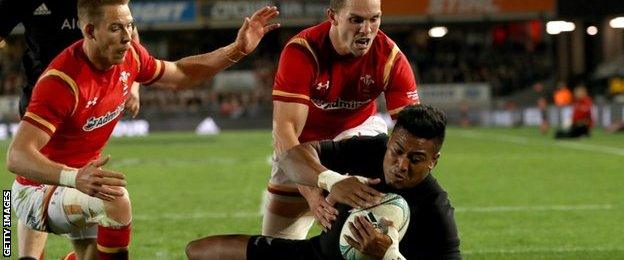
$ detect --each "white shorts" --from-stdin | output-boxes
[12,181,100,240]
[268,115,388,192]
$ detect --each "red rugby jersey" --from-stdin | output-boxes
[273,21,419,143]
[19,39,164,186]
[572,96,593,127]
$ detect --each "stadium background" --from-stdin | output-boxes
[1,0,624,259]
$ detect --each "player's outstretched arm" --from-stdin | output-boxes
[154,6,280,90]
[273,101,308,154]
[6,122,126,201]
[273,101,341,229]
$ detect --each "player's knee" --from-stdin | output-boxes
[266,194,309,218]
[186,238,211,260]
[185,240,200,260]
[186,236,248,260]
[101,187,132,227]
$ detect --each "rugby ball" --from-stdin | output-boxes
[338,193,410,260]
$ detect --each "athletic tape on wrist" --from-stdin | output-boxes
[59,168,78,188]
[383,227,405,260]
[317,170,349,192]
[382,245,405,260]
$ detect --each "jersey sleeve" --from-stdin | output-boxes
[22,76,75,136]
[0,0,41,37]
[272,43,316,105]
[130,40,165,85]
[318,135,388,178]
[385,52,419,118]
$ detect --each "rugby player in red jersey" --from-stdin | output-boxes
[1,1,142,256]
[264,0,420,239]
[6,0,279,259]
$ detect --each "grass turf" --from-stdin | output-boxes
[1,127,622,259]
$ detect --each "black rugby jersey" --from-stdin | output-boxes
[1,0,81,113]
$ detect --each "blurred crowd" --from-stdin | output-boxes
[0,38,26,96]
[0,22,587,119]
[138,57,275,119]
[400,22,552,96]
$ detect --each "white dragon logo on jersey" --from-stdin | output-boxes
[360,75,374,87]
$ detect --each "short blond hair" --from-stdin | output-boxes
[77,0,129,24]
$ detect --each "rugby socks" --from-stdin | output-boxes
[97,224,131,260]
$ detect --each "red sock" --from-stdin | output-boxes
[97,224,131,260]
[60,251,75,260]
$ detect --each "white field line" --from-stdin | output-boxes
[455,204,613,213]
[457,131,530,145]
[133,211,260,221]
[109,157,244,168]
[464,246,624,255]
[554,141,624,156]
[134,204,613,221]
[455,130,624,156]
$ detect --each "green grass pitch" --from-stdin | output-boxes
[1,127,623,259]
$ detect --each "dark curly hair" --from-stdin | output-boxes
[394,104,447,151]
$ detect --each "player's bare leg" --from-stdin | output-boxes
[17,220,47,260]
[262,193,314,239]
[70,239,97,260]
[97,186,132,259]
[186,235,249,260]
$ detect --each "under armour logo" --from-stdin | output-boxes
[316,81,330,91]
[86,97,98,108]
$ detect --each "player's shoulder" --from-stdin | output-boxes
[340,134,389,152]
[46,40,85,74]
[126,40,145,66]
[285,21,330,50]
[372,29,400,55]
[39,40,87,93]
[296,21,331,41]
[407,175,452,208]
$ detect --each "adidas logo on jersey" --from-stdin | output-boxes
[33,4,52,16]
